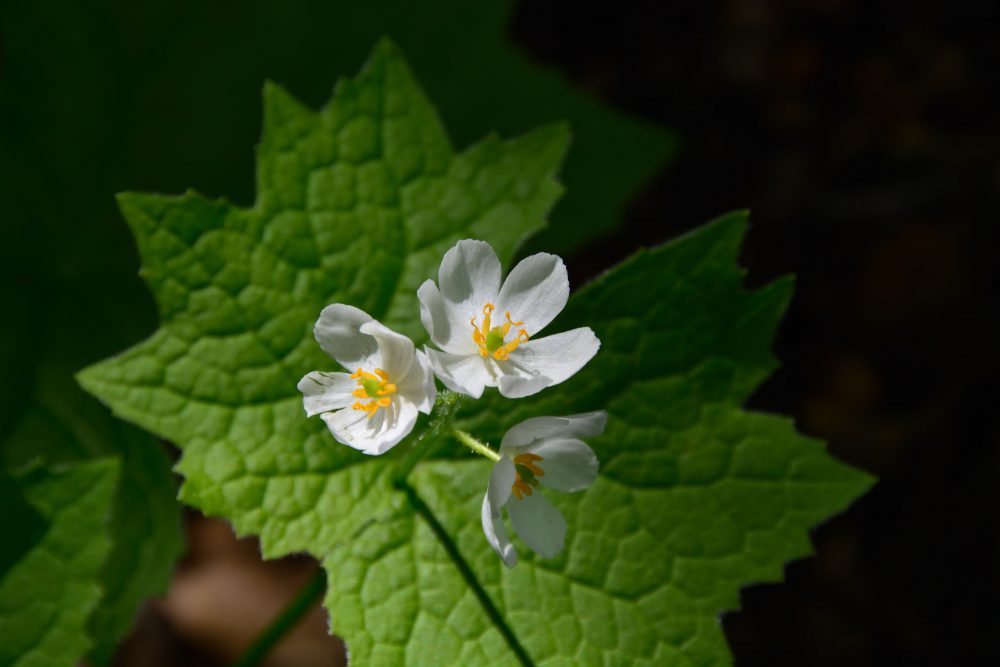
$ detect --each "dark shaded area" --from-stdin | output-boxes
[0,470,47,579]
[513,1,1000,665]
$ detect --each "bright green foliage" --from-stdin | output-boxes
[0,459,118,667]
[78,43,871,666]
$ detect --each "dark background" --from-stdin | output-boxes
[521,2,1000,665]
[4,1,1000,665]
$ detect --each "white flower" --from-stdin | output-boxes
[481,411,606,567]
[297,304,436,455]
[418,239,600,399]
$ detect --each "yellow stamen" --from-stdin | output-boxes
[470,303,530,360]
[514,452,545,477]
[349,367,397,419]
[511,453,545,500]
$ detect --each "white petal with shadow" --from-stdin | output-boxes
[297,371,356,417]
[425,348,495,398]
[417,279,478,355]
[314,304,377,370]
[437,239,501,310]
[507,491,566,559]
[501,411,608,449]
[495,252,569,334]
[529,438,598,493]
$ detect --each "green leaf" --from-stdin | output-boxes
[78,38,568,547]
[317,213,872,666]
[436,212,874,664]
[0,459,119,667]
[78,43,870,665]
[0,273,184,665]
[0,471,47,580]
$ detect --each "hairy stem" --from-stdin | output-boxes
[393,389,462,484]
[452,428,501,462]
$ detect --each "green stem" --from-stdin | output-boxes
[232,568,327,667]
[453,428,501,462]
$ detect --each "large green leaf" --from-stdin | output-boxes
[79,43,870,665]
[0,459,118,667]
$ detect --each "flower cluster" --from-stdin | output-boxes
[299,240,605,566]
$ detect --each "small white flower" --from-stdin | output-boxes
[482,411,606,567]
[298,304,436,455]
[418,239,600,399]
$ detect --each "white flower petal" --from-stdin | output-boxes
[314,304,377,370]
[396,350,436,414]
[321,400,418,456]
[497,327,600,398]
[528,438,598,493]
[501,411,608,449]
[417,279,477,355]
[320,406,368,444]
[494,370,549,399]
[483,458,518,566]
[482,493,518,568]
[362,401,419,456]
[359,320,415,379]
[297,371,356,417]
[488,455,515,509]
[507,490,566,559]
[495,252,569,335]
[425,348,495,398]
[437,239,501,309]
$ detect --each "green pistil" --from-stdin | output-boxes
[361,378,382,397]
[514,464,540,487]
[485,326,505,353]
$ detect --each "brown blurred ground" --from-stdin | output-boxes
[113,513,344,667]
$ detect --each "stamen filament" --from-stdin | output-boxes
[470,303,531,360]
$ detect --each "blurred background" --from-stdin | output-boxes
[3,1,999,665]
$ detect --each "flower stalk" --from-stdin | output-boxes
[452,428,501,462]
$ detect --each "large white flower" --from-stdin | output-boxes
[297,304,436,456]
[482,411,606,567]
[418,239,600,399]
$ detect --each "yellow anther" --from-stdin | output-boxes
[492,329,530,361]
[511,453,545,500]
[471,303,530,360]
[350,367,396,418]
[513,452,545,477]
[511,479,534,500]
